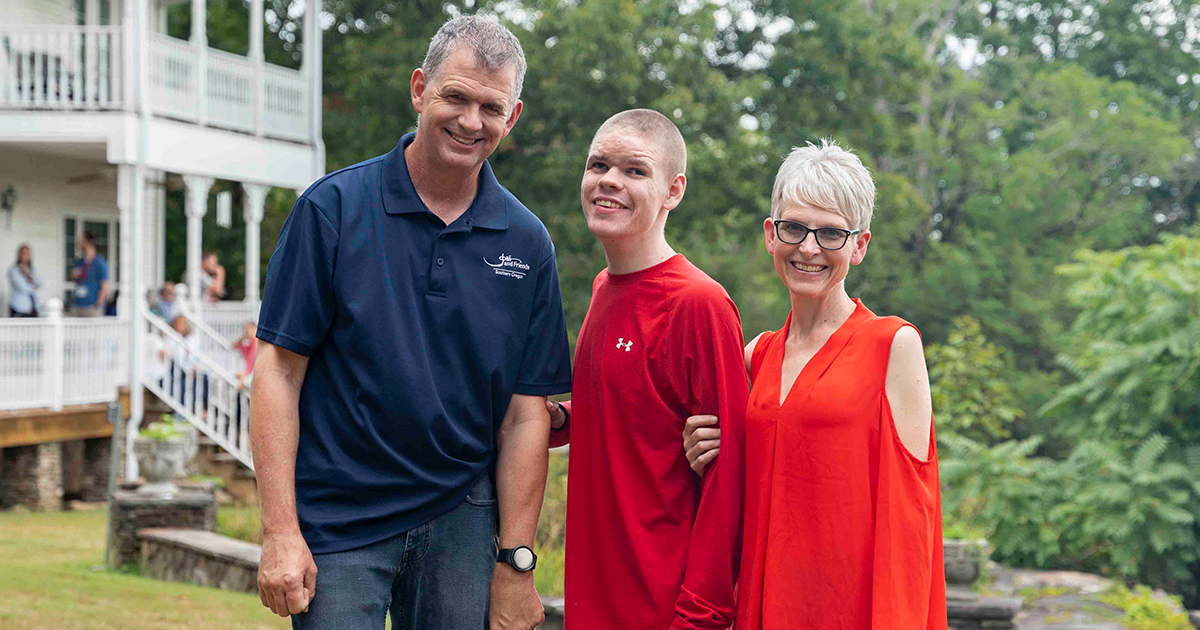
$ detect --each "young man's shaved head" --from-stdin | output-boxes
[594,109,688,182]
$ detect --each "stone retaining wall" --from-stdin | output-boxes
[139,528,260,594]
[107,488,216,568]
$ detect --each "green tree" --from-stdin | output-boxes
[927,315,1021,441]
[1045,231,1200,444]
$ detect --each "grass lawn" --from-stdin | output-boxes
[0,508,288,630]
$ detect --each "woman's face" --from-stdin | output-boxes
[764,202,870,301]
[18,246,30,264]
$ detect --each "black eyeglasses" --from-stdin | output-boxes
[772,220,861,250]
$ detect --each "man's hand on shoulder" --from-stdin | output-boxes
[257,530,317,618]
[489,565,544,629]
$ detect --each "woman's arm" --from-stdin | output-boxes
[884,326,933,460]
[744,331,767,375]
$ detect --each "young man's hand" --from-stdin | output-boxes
[489,566,544,629]
[683,415,721,476]
[545,400,567,430]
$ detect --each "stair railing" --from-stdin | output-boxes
[142,304,253,471]
[177,303,249,377]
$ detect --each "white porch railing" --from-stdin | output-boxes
[190,301,259,342]
[174,304,250,377]
[0,300,127,412]
[147,32,309,141]
[143,304,253,470]
[0,25,124,109]
[262,63,309,142]
[0,25,310,143]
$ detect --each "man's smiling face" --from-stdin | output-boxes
[410,47,522,174]
[580,129,682,246]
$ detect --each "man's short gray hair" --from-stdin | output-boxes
[771,139,876,232]
[422,16,528,104]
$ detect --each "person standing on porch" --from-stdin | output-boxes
[151,282,178,323]
[251,16,571,630]
[70,231,109,317]
[200,251,227,303]
[8,243,42,318]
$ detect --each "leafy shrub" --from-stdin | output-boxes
[139,422,185,442]
[1099,586,1192,630]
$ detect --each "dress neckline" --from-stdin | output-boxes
[775,299,872,408]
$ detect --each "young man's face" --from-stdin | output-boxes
[410,47,523,174]
[202,255,217,272]
[581,129,683,247]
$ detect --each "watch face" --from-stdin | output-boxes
[513,547,535,571]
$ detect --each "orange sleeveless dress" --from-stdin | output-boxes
[735,300,948,630]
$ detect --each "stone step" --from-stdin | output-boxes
[137,527,258,594]
[947,587,1021,630]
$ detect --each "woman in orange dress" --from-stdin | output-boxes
[685,140,947,629]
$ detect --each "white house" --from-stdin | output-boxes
[0,0,324,485]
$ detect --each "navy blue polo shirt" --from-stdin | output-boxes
[257,133,573,554]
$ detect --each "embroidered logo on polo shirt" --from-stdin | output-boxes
[616,338,633,352]
[484,254,530,279]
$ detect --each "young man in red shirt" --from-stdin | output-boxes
[546,109,747,629]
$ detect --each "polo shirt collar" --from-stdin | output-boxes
[381,132,508,230]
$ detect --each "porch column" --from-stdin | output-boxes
[191,0,208,124]
[117,165,134,317]
[143,169,163,288]
[250,0,264,135]
[304,0,325,180]
[182,175,213,308]
[155,171,167,286]
[86,0,101,106]
[122,0,136,107]
[242,183,268,304]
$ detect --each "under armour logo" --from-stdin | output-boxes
[616,338,633,352]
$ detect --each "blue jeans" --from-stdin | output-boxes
[292,473,499,630]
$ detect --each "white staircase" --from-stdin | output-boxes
[142,303,253,471]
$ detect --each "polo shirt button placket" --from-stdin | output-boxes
[437,257,445,266]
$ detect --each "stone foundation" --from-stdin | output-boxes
[61,440,84,497]
[139,528,260,594]
[80,437,112,502]
[1,442,63,511]
[947,587,1021,629]
[107,487,216,569]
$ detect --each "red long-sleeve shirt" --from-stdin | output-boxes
[554,254,747,629]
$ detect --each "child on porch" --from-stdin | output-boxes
[232,321,257,389]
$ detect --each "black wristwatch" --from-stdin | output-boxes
[498,545,537,572]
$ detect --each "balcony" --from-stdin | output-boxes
[0,24,311,144]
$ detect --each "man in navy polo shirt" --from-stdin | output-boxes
[250,16,571,630]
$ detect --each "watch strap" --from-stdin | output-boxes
[497,546,537,572]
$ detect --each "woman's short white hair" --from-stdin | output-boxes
[771,139,876,232]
